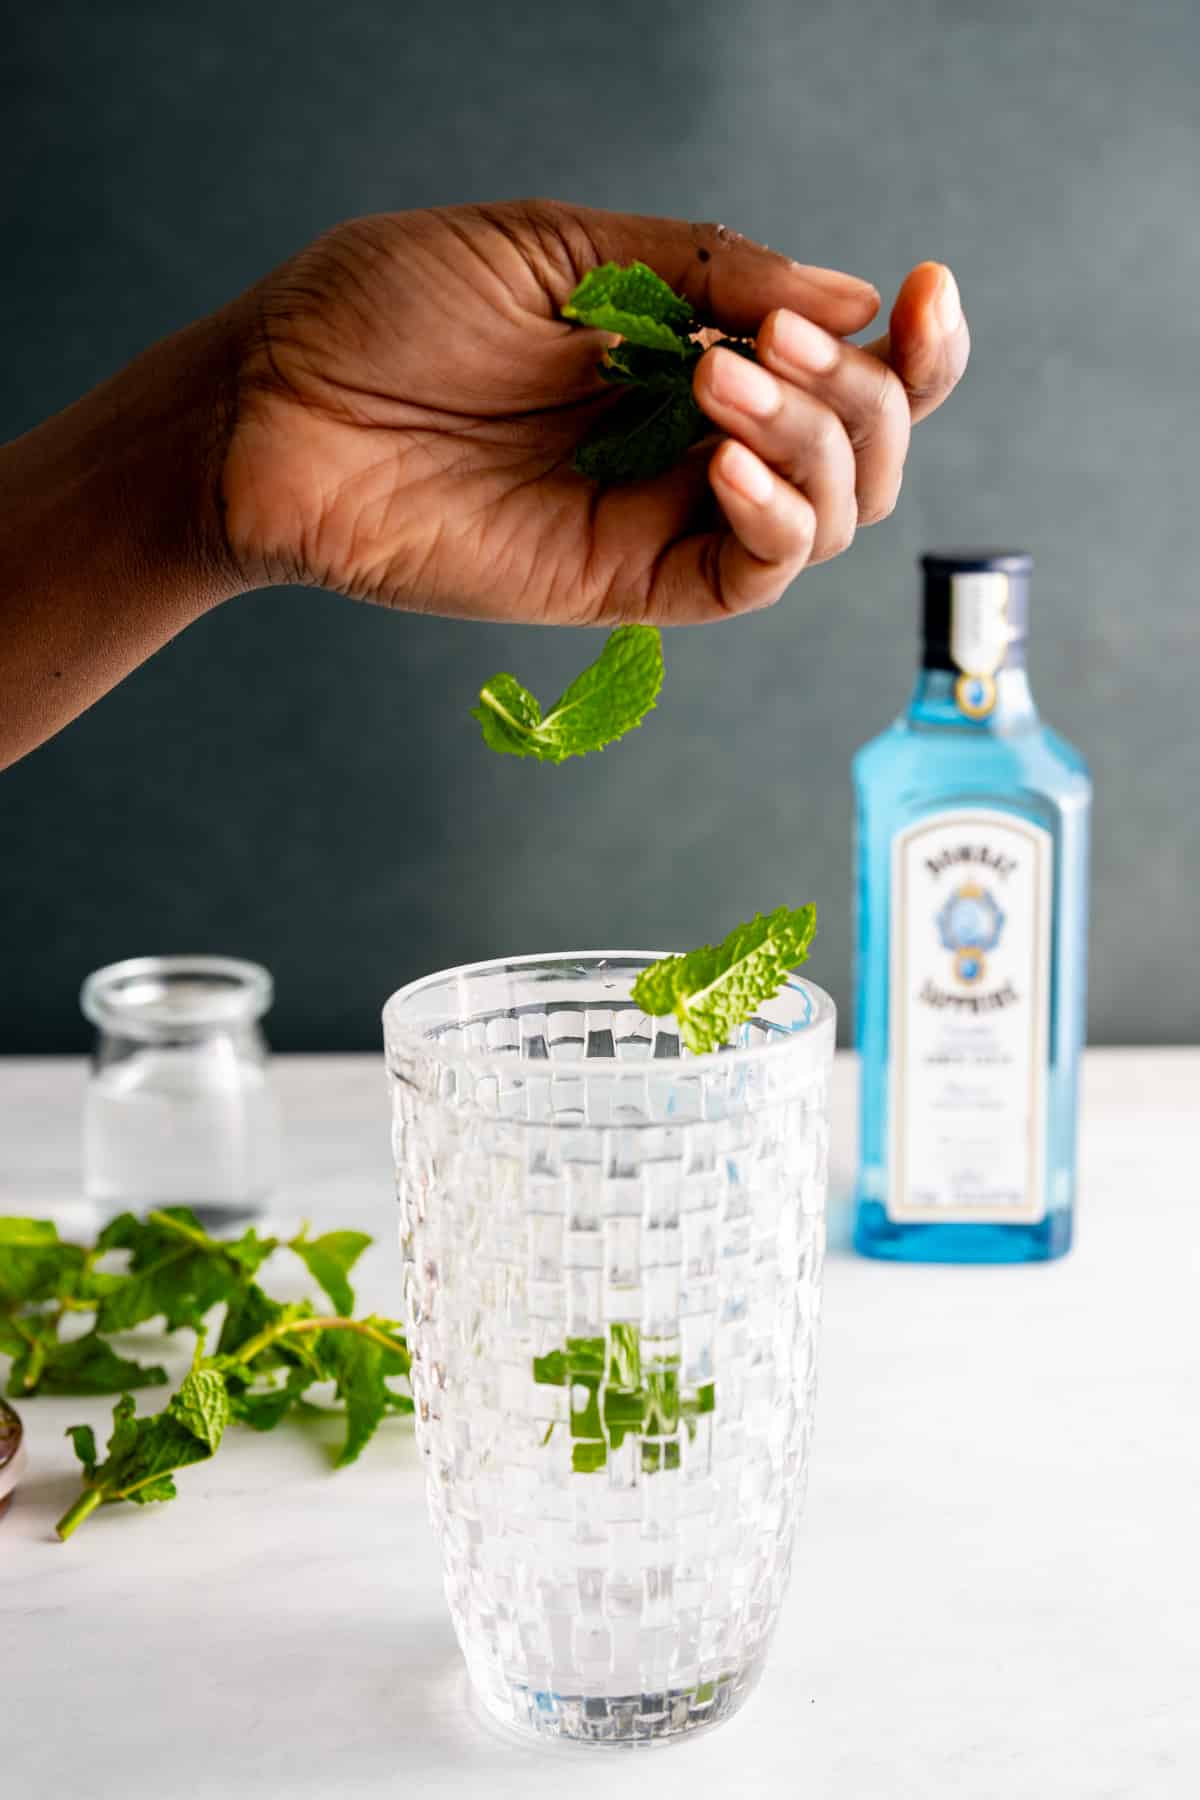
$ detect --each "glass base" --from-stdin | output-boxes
[467,1657,762,1747]
[854,1199,1072,1263]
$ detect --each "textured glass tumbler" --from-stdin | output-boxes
[384,953,835,1746]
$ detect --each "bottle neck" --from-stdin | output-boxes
[906,664,1039,732]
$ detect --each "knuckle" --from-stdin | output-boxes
[809,405,849,462]
[827,519,856,559]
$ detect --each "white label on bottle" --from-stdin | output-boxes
[888,809,1051,1223]
[950,571,1011,675]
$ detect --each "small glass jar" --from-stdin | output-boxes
[81,956,281,1224]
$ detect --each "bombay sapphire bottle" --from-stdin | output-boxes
[853,552,1090,1262]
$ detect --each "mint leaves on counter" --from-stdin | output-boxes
[58,1369,230,1540]
[473,623,663,761]
[0,1210,411,1540]
[632,904,818,1055]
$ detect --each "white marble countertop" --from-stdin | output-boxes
[4,1050,1198,1798]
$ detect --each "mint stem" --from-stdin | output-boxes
[55,1485,103,1541]
[229,1315,407,1369]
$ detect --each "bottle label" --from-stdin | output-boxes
[887,808,1052,1224]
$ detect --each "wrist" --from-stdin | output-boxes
[1,303,251,613]
[0,303,254,767]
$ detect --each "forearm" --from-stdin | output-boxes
[0,307,249,770]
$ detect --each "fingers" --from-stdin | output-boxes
[754,310,911,525]
[707,443,818,608]
[860,261,970,424]
[623,443,818,623]
[695,346,859,563]
[527,200,881,338]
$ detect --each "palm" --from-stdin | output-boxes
[221,201,967,626]
[226,204,700,625]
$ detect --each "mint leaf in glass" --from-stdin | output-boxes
[632,904,818,1055]
[473,624,663,762]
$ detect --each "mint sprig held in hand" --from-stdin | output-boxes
[632,904,818,1055]
[473,622,663,761]
[563,260,757,484]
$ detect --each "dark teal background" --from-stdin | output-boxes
[3,0,1197,1049]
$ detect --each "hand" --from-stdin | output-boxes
[221,200,970,625]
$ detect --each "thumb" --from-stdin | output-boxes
[861,261,971,423]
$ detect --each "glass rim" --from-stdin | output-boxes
[80,955,274,1040]
[382,949,836,1082]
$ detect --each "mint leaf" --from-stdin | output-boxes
[574,379,706,484]
[631,904,818,1054]
[473,624,663,762]
[289,1230,371,1317]
[227,1365,313,1433]
[0,1217,87,1305]
[167,1366,229,1453]
[317,1318,412,1468]
[57,1369,232,1539]
[95,1209,275,1334]
[562,261,694,353]
[8,1329,167,1398]
[67,1423,97,1477]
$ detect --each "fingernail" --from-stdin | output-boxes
[934,266,962,333]
[770,309,839,375]
[797,263,880,303]
[709,347,782,420]
[719,441,773,505]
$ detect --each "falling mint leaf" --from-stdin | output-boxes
[562,260,694,353]
[289,1230,372,1317]
[473,624,663,763]
[57,1368,232,1540]
[632,904,818,1054]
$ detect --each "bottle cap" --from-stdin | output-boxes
[921,549,1031,677]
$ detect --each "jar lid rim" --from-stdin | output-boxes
[80,956,273,1039]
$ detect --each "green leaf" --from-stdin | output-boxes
[631,904,818,1054]
[573,378,706,484]
[95,1210,275,1334]
[317,1318,411,1468]
[473,625,663,763]
[226,1365,313,1433]
[9,1330,167,1398]
[0,1218,87,1305]
[289,1230,372,1317]
[56,1371,232,1539]
[66,1422,98,1477]
[562,260,694,353]
[215,1286,323,1381]
[600,341,698,389]
[167,1366,230,1453]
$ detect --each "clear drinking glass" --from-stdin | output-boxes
[81,955,280,1224]
[384,952,835,1746]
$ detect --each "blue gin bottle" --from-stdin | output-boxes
[853,551,1090,1262]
